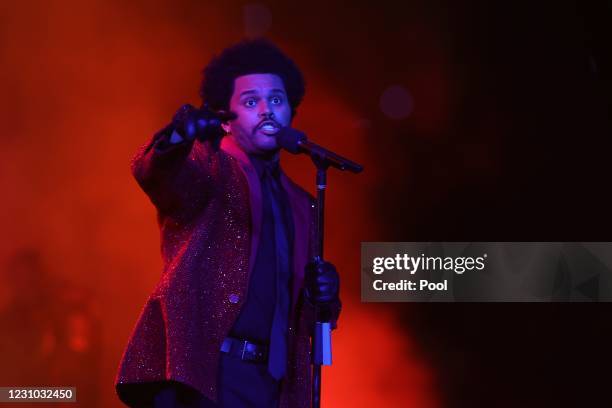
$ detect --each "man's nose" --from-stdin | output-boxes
[258,101,274,117]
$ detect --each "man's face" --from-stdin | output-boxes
[223,73,292,156]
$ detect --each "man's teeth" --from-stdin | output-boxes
[261,125,276,130]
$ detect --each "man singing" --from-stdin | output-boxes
[115,39,341,408]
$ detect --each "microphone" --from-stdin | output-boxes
[275,127,363,173]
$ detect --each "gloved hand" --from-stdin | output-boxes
[304,259,340,305]
[170,104,236,145]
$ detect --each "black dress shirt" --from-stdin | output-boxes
[229,155,295,344]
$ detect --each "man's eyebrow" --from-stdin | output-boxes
[239,88,286,97]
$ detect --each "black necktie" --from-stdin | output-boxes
[262,163,291,380]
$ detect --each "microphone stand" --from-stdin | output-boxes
[311,154,328,408]
[308,148,362,408]
[275,127,362,407]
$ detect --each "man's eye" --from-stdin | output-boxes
[271,96,282,105]
[245,99,257,107]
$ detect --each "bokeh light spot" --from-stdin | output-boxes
[380,85,414,120]
[243,4,272,38]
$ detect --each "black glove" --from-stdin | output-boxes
[170,104,235,146]
[304,259,340,305]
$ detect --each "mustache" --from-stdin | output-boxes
[255,118,281,130]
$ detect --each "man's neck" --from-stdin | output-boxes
[228,134,280,162]
[249,150,280,163]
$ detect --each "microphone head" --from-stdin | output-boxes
[276,127,307,154]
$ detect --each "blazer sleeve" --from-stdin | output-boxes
[130,124,219,218]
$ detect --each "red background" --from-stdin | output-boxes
[2,1,612,407]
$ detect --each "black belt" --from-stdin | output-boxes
[220,337,268,364]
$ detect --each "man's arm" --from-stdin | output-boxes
[131,105,224,217]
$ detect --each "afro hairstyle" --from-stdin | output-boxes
[199,39,305,118]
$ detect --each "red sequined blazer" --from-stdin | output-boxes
[115,132,340,407]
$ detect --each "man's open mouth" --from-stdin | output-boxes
[257,121,280,135]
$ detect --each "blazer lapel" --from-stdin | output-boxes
[221,136,262,285]
[221,136,310,311]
